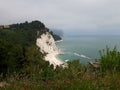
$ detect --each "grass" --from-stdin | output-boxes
[1,72,120,90]
[100,47,120,72]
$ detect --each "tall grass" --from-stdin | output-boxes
[99,47,120,72]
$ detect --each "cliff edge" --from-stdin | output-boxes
[36,32,64,67]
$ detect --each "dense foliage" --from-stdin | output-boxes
[0,21,49,75]
[50,31,62,41]
[100,47,120,72]
[0,21,120,89]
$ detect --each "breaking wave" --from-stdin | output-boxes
[74,53,92,60]
[65,59,69,62]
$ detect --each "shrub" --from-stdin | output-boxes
[99,47,120,72]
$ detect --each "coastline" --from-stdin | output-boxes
[45,52,65,67]
[55,39,63,42]
[36,32,65,67]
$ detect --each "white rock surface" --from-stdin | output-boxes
[36,32,64,67]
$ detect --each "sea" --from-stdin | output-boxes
[56,35,120,64]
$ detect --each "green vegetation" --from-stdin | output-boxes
[0,21,120,89]
[0,21,48,75]
[50,31,62,41]
[100,47,120,72]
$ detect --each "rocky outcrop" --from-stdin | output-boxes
[36,32,59,54]
[36,32,64,67]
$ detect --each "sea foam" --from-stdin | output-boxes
[74,53,92,60]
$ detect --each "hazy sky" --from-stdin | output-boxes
[0,0,120,35]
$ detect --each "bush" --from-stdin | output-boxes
[99,47,120,72]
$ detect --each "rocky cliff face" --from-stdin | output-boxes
[36,32,59,54]
[36,32,64,67]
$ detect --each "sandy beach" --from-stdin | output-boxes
[45,52,65,67]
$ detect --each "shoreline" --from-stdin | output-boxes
[45,52,65,67]
[55,39,63,42]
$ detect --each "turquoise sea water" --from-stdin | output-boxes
[57,36,120,64]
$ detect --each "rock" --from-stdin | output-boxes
[88,61,100,68]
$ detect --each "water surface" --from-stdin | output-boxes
[57,36,120,64]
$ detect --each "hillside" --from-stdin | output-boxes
[0,20,63,75]
[0,21,120,89]
[0,21,61,45]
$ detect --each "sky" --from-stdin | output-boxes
[0,0,120,36]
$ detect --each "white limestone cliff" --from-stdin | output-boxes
[36,32,64,67]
